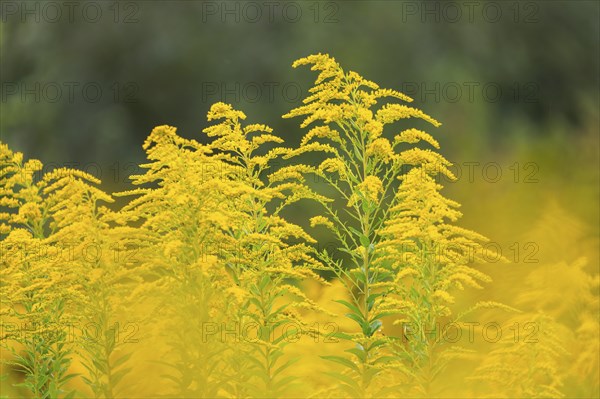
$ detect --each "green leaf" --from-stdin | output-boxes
[368,319,382,336]
[334,299,362,317]
[259,325,272,341]
[272,374,297,391]
[367,338,388,351]
[321,355,360,373]
[362,365,382,386]
[359,234,370,248]
[112,352,133,369]
[338,247,361,260]
[268,349,285,365]
[247,297,263,310]
[91,357,108,374]
[367,292,383,311]
[273,357,299,377]
[345,346,367,363]
[64,390,77,399]
[59,373,79,385]
[244,355,268,373]
[269,302,291,318]
[350,270,367,284]
[347,226,362,237]
[160,373,183,386]
[324,372,362,398]
[339,382,362,399]
[375,383,410,397]
[111,367,132,386]
[328,331,354,341]
[345,312,368,333]
[371,311,398,320]
[273,328,299,345]
[353,146,363,162]
[361,200,371,214]
[373,355,397,365]
[259,274,271,290]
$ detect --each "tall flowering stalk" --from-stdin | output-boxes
[116,103,325,398]
[378,167,504,396]
[0,144,91,398]
[115,125,236,397]
[47,175,138,399]
[283,53,497,397]
[201,103,325,398]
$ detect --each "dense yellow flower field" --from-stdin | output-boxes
[1,54,598,398]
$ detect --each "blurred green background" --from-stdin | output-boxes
[1,0,597,173]
[1,0,598,264]
[1,3,598,237]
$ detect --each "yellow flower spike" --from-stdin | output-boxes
[281,53,503,397]
[309,215,335,230]
[394,128,440,149]
[318,158,347,178]
[300,125,341,146]
[366,138,394,163]
[17,202,41,220]
[206,101,247,121]
[376,103,441,127]
[23,159,43,172]
[357,175,383,203]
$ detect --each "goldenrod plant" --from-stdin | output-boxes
[57,185,137,399]
[114,103,325,398]
[115,124,236,397]
[0,145,101,398]
[470,312,569,398]
[200,103,325,398]
[281,54,505,397]
[281,54,429,397]
[0,54,597,398]
[378,166,508,397]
